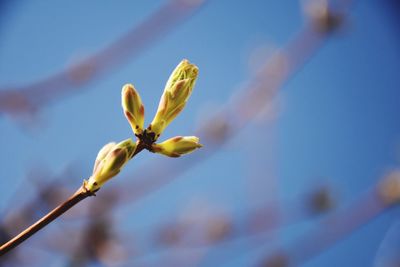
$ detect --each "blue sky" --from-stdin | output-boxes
[1,0,400,266]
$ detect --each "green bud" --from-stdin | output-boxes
[149,59,199,139]
[86,138,136,192]
[152,136,202,158]
[122,84,145,136]
[92,142,117,175]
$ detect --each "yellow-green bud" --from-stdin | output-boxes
[149,59,199,139]
[122,84,145,136]
[86,139,136,192]
[152,136,202,158]
[92,142,117,175]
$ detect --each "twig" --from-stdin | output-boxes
[0,140,148,257]
[0,58,202,258]
[0,184,93,256]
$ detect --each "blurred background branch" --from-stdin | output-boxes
[1,0,400,266]
[0,0,205,121]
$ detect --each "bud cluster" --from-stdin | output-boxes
[85,59,202,193]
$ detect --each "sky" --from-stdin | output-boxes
[0,0,400,266]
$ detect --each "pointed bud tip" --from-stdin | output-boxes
[122,83,134,93]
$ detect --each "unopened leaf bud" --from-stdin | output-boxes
[148,59,198,139]
[86,139,136,192]
[122,84,145,136]
[152,136,202,157]
[92,142,117,175]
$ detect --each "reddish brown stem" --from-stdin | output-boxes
[0,138,151,257]
[0,185,93,256]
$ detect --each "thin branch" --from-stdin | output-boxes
[0,184,93,256]
[0,137,151,257]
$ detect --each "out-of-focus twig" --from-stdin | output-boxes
[113,185,336,267]
[0,185,93,256]
[1,0,354,264]
[0,140,147,256]
[0,166,78,266]
[38,0,347,262]
[257,170,400,267]
[116,0,351,205]
[66,189,124,267]
[0,0,205,118]
[1,56,202,260]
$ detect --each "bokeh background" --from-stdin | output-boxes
[1,0,400,266]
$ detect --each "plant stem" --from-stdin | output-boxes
[0,184,93,256]
[0,139,149,257]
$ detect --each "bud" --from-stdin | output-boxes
[86,139,136,192]
[92,142,117,175]
[152,136,202,157]
[122,84,145,136]
[148,59,198,140]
